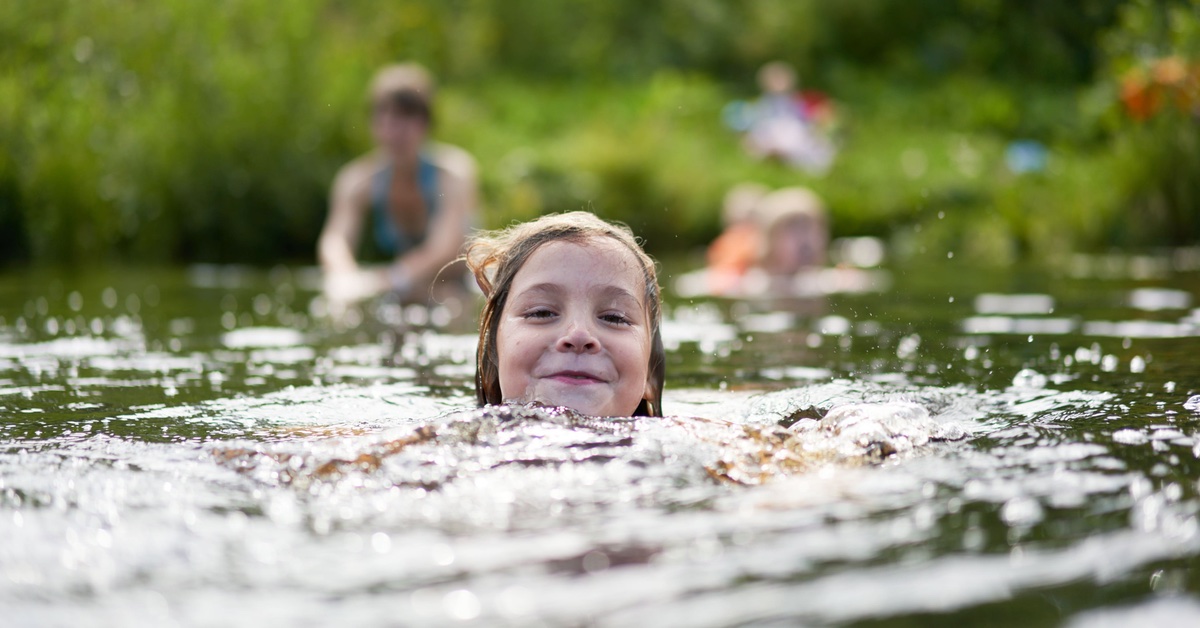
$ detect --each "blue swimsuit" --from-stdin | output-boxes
[370,154,440,256]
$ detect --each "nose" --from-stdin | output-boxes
[556,320,600,354]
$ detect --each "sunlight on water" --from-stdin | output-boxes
[1,261,1199,625]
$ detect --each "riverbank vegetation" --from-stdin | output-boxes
[1,0,1196,266]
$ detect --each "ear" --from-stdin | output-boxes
[642,377,655,414]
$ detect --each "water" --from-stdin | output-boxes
[2,255,1200,626]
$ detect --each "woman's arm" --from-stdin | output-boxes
[318,160,372,276]
[318,159,396,302]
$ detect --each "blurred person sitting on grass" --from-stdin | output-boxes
[318,63,478,305]
[729,61,837,175]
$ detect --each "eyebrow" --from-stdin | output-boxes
[515,282,643,305]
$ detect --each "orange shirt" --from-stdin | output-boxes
[706,223,761,293]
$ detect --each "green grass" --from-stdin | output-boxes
[0,0,1193,267]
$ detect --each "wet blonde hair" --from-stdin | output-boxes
[463,212,665,417]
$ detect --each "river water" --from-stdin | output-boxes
[2,254,1200,627]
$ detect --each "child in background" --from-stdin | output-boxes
[706,182,768,295]
[463,212,665,417]
[756,186,829,277]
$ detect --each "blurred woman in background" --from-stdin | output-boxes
[318,63,478,304]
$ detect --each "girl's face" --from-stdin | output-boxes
[496,238,652,417]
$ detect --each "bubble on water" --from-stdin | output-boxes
[1001,496,1044,527]
[1011,368,1046,389]
[443,589,480,621]
[497,585,536,619]
[896,334,920,360]
[1113,429,1148,445]
[1129,356,1146,373]
[819,315,851,336]
[67,292,83,312]
[1129,288,1192,311]
[1165,381,1176,393]
[371,532,392,554]
[1185,395,1200,412]
[252,294,272,316]
[1101,355,1119,372]
[975,294,1054,315]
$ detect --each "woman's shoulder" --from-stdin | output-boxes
[425,142,478,182]
[333,152,387,194]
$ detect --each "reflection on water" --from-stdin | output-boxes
[1,259,1200,626]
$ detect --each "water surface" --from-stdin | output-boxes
[2,257,1199,626]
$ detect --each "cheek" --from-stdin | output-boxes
[495,324,529,392]
[616,332,653,379]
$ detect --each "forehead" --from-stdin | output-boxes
[513,238,646,295]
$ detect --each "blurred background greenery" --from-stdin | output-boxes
[1,0,1197,267]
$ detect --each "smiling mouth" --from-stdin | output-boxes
[546,371,605,384]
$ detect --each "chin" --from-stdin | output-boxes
[538,387,616,417]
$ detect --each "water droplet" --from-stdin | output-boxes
[1001,496,1044,527]
[443,589,480,621]
[1101,354,1119,372]
[371,532,391,554]
[1011,368,1046,389]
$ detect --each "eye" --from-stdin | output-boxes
[522,308,556,320]
[600,312,632,326]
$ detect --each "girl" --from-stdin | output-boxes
[463,212,665,417]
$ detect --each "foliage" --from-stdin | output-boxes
[1098,0,1200,247]
[0,0,1188,267]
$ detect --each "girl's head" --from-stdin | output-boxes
[464,212,664,417]
[757,187,828,274]
[368,63,435,157]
